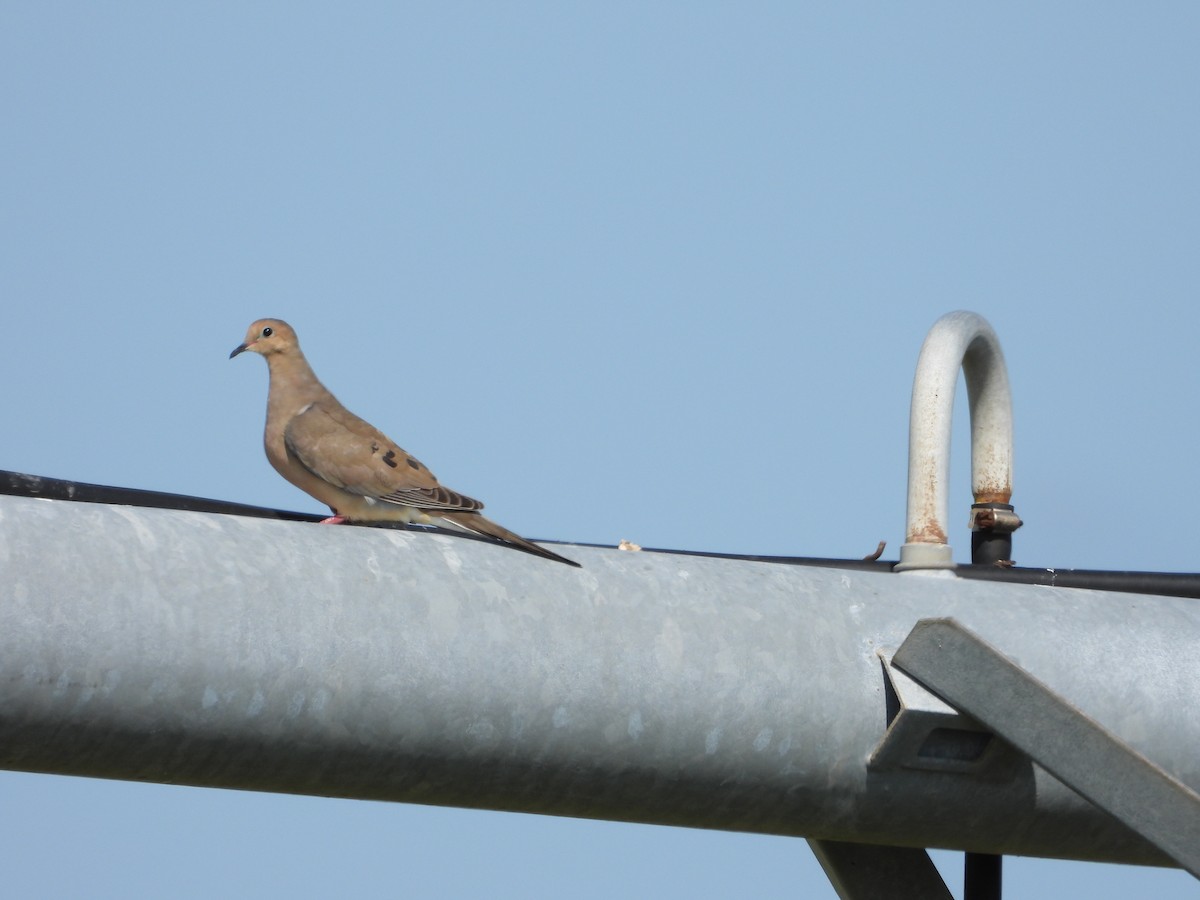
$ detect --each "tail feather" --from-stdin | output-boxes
[438,511,581,568]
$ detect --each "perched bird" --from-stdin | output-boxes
[230,318,580,567]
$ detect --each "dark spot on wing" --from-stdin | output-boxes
[407,456,423,470]
[371,442,380,454]
[382,449,398,468]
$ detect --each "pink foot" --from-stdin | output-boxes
[319,515,349,525]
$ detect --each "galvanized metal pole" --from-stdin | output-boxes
[0,494,1196,871]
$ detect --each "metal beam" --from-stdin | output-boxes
[0,495,1195,867]
[893,618,1200,879]
[808,840,953,900]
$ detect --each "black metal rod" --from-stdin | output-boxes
[964,851,1003,900]
[3,469,1200,599]
[970,501,1017,566]
[963,502,1011,899]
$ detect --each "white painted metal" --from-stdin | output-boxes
[896,311,1014,572]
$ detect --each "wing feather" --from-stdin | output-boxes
[284,401,484,512]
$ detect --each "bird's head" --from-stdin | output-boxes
[230,319,298,359]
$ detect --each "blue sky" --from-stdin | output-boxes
[2,3,1198,897]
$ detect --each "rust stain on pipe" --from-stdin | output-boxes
[973,489,1013,505]
[908,523,949,544]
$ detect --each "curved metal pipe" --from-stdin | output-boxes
[897,311,1015,572]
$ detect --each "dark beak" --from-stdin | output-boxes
[229,343,248,359]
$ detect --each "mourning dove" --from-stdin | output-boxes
[230,318,580,567]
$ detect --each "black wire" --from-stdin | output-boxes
[3,469,1198,599]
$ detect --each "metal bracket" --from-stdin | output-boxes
[808,839,954,900]
[870,650,1024,779]
[892,617,1200,880]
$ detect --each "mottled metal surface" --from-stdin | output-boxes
[0,494,1195,867]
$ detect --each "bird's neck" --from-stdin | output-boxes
[264,350,330,419]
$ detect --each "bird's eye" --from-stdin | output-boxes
[262,326,273,337]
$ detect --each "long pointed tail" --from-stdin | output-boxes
[438,511,581,568]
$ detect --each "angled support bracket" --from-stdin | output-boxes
[808,839,953,900]
[892,618,1200,880]
[870,649,1024,778]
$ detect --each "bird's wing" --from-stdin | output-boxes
[284,400,484,512]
